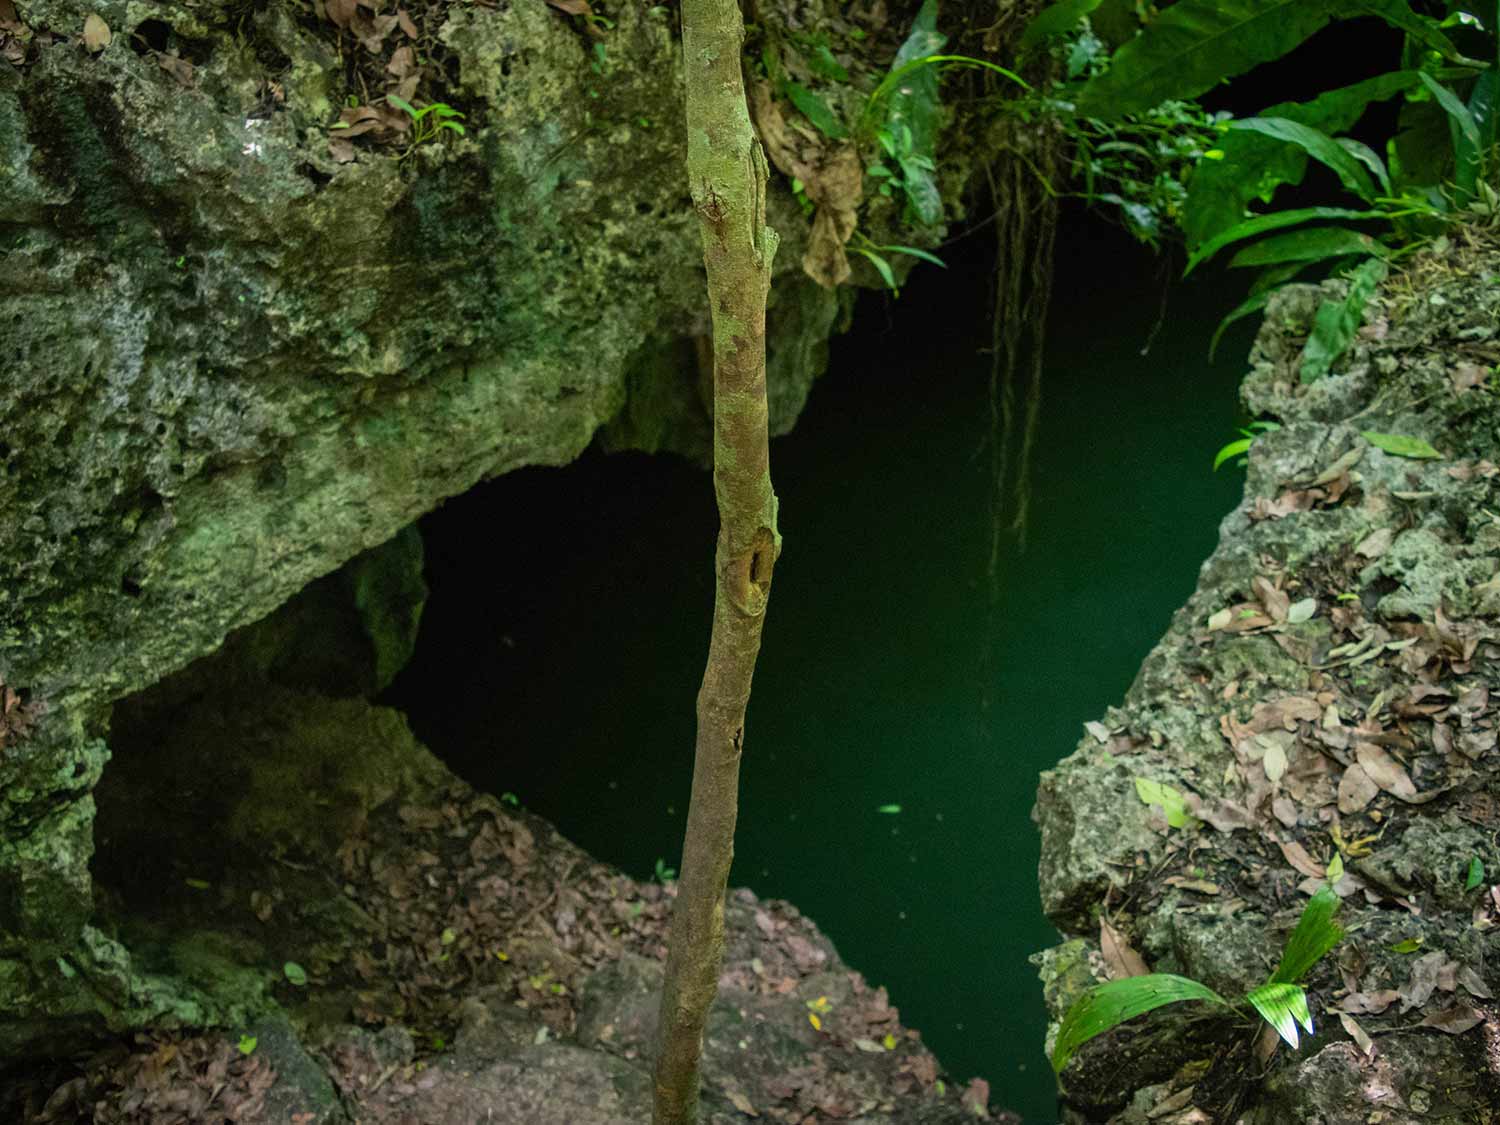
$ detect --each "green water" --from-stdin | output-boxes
[390,220,1251,1122]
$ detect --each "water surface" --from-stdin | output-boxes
[390,215,1252,1121]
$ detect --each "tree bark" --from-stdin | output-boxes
[653,3,780,1123]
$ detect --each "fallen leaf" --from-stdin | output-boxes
[961,1078,990,1117]
[1362,431,1442,460]
[1418,1004,1483,1034]
[1278,838,1327,880]
[82,12,109,51]
[726,1089,759,1116]
[396,7,418,36]
[1100,917,1149,979]
[1084,720,1111,744]
[853,1037,886,1053]
[1451,362,1488,393]
[1354,742,1417,800]
[1338,1011,1376,1056]
[547,0,592,12]
[1355,527,1394,559]
[1339,989,1400,1015]
[1337,763,1379,813]
[1286,597,1317,624]
[1263,741,1289,783]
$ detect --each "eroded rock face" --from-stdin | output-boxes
[1034,236,1500,1121]
[2,599,1000,1121]
[0,0,866,1041]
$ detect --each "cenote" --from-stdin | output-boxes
[388,212,1255,1122]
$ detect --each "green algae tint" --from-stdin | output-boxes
[393,218,1250,1122]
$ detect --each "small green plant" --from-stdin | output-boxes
[849,233,946,297]
[237,1034,257,1055]
[1052,885,1343,1077]
[1212,420,1280,471]
[654,857,677,884]
[386,95,466,157]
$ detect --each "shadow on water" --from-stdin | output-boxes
[387,210,1255,1121]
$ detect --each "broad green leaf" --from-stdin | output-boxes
[1229,226,1385,269]
[1390,936,1422,953]
[784,81,847,139]
[877,803,903,814]
[1052,974,1230,1074]
[884,244,947,267]
[1245,982,1313,1049]
[1209,292,1271,362]
[283,961,308,987]
[1230,118,1378,201]
[1075,0,1344,119]
[237,1034,258,1055]
[1186,207,1387,273]
[1184,71,1423,248]
[881,1,946,225]
[804,43,850,82]
[1300,257,1388,383]
[1361,431,1442,459]
[1466,856,1485,891]
[1020,0,1105,47]
[1357,0,1468,61]
[1391,97,1454,192]
[1269,886,1343,984]
[1213,437,1253,471]
[1469,68,1499,154]
[1336,137,1393,197]
[1133,777,1194,829]
[387,94,418,117]
[852,247,899,293]
[1420,73,1482,202]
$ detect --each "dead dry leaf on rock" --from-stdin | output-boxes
[1278,837,1327,880]
[1356,527,1394,559]
[1452,362,1489,393]
[1355,742,1417,800]
[1338,1012,1377,1056]
[1419,1004,1483,1034]
[326,0,357,28]
[1339,989,1400,1015]
[1337,762,1379,813]
[82,12,109,51]
[1100,917,1149,979]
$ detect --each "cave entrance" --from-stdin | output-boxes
[384,213,1252,1121]
[88,211,1250,1123]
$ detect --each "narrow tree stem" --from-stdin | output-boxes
[653,2,780,1122]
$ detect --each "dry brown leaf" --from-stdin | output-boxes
[1278,838,1327,879]
[326,0,357,27]
[1355,527,1394,559]
[1337,762,1379,813]
[1253,576,1290,623]
[396,7,418,36]
[1452,362,1489,393]
[1339,989,1400,1015]
[1100,917,1149,979]
[1271,796,1299,828]
[1181,792,1254,833]
[386,45,415,78]
[329,136,357,162]
[726,1089,759,1116]
[1354,742,1417,800]
[1338,1011,1376,1056]
[82,12,109,51]
[0,0,19,23]
[1418,1004,1483,1034]
[546,0,592,14]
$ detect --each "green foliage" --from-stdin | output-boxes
[282,961,308,987]
[1069,0,1349,120]
[1022,0,1500,383]
[1466,856,1486,890]
[654,857,677,884]
[1299,258,1389,383]
[1361,431,1443,459]
[1051,974,1230,1074]
[1212,421,1280,471]
[237,1034,258,1055]
[1051,887,1343,1077]
[386,95,466,157]
[850,236,947,297]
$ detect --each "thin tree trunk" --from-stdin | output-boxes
[653,2,780,1122]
